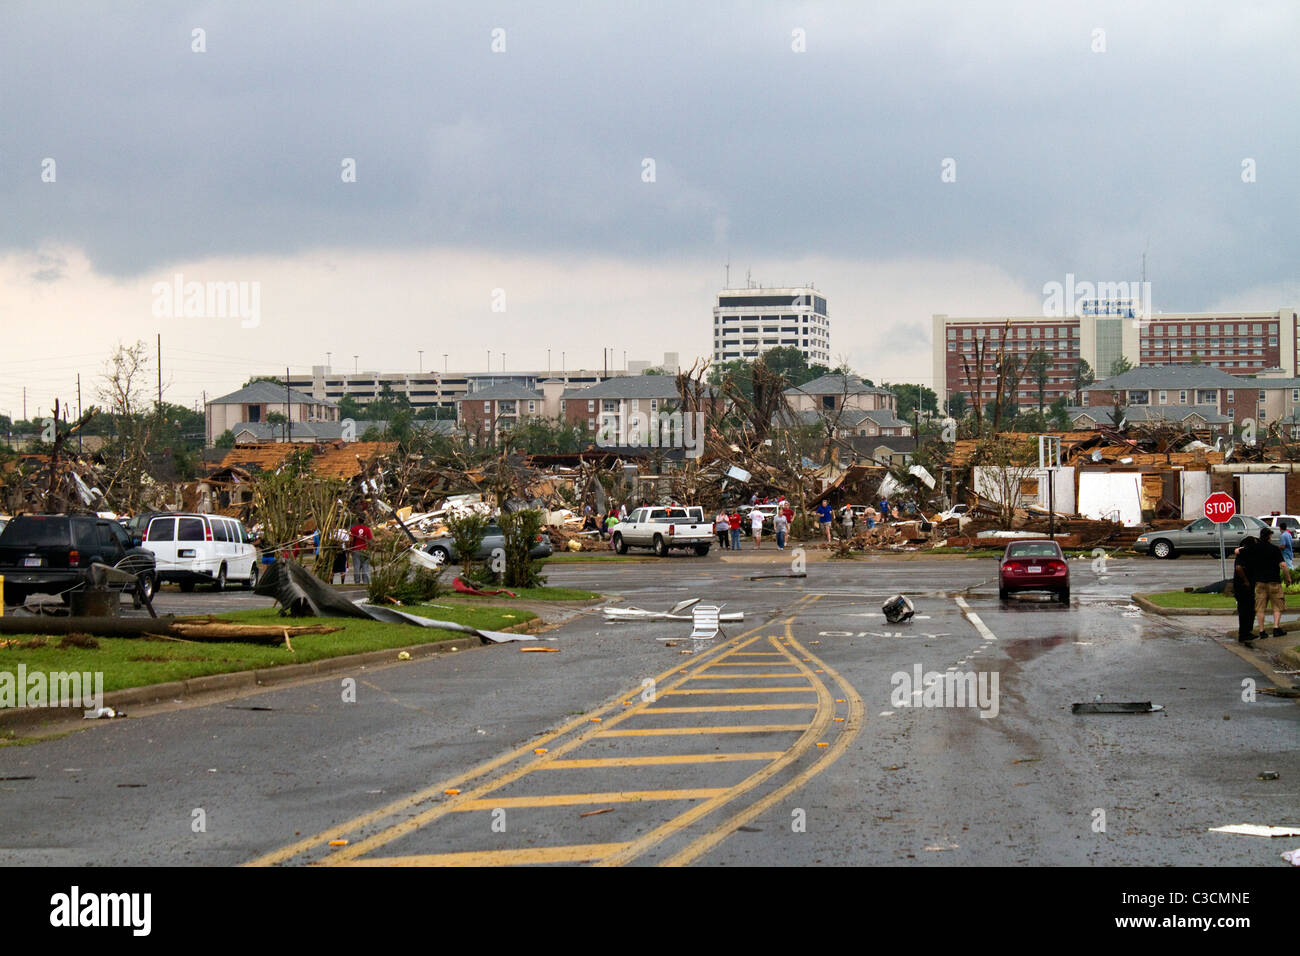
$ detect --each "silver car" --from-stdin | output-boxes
[1135,514,1269,559]
[423,523,553,564]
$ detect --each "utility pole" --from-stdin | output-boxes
[77,374,82,453]
[286,366,292,443]
[157,333,163,412]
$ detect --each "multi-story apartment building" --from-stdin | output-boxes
[934,308,1299,410]
[205,381,339,446]
[712,287,830,365]
[1078,366,1259,427]
[776,373,911,438]
[270,366,627,415]
[456,383,549,445]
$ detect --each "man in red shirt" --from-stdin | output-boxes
[349,514,373,584]
[727,510,742,551]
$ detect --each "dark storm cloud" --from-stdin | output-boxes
[1,0,1296,307]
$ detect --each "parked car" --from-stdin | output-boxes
[1255,513,1300,532]
[0,513,156,605]
[141,513,260,591]
[121,511,166,546]
[422,524,553,564]
[999,539,1069,603]
[1134,515,1269,559]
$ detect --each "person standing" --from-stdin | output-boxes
[715,511,730,549]
[880,498,893,523]
[1234,536,1258,645]
[348,514,373,585]
[816,499,834,543]
[605,510,620,550]
[841,505,854,538]
[1281,525,1294,572]
[750,507,764,548]
[728,509,742,551]
[1251,527,1290,639]
[773,509,789,550]
[331,526,349,584]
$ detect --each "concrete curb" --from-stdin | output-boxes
[0,634,484,735]
[1130,593,1234,616]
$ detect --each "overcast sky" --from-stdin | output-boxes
[1,0,1297,416]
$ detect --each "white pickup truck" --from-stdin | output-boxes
[613,506,713,556]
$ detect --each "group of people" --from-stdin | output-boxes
[292,514,373,585]
[713,499,794,551]
[1233,524,1294,645]
[814,497,903,543]
[582,503,630,550]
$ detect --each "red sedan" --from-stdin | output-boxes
[999,539,1069,603]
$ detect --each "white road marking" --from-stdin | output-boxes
[954,596,997,642]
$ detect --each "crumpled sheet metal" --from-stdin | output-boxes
[253,559,544,643]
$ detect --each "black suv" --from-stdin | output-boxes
[0,514,157,606]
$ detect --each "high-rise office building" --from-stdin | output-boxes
[712,287,830,365]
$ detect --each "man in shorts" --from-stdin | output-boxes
[1251,527,1290,640]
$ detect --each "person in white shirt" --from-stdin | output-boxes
[750,509,764,548]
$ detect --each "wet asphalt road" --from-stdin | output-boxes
[0,551,1295,867]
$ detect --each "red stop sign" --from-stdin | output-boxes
[1205,492,1236,523]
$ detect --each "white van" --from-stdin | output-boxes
[142,513,260,591]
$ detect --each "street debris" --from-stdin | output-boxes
[578,807,615,818]
[1282,847,1300,866]
[1208,824,1300,838]
[1071,701,1164,714]
[603,598,743,623]
[748,571,807,580]
[452,578,518,598]
[253,559,545,642]
[882,594,915,624]
[1257,770,1280,780]
[82,707,120,720]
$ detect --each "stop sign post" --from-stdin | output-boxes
[1205,492,1236,580]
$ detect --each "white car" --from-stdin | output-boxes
[142,513,260,591]
[1255,513,1300,532]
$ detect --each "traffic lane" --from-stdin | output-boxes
[0,591,814,865]
[689,591,1299,865]
[542,553,1240,602]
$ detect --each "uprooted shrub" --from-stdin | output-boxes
[498,508,547,589]
[365,532,443,605]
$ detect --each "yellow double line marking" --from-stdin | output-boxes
[247,599,816,867]
[248,593,857,867]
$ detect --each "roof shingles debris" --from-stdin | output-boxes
[208,442,396,480]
